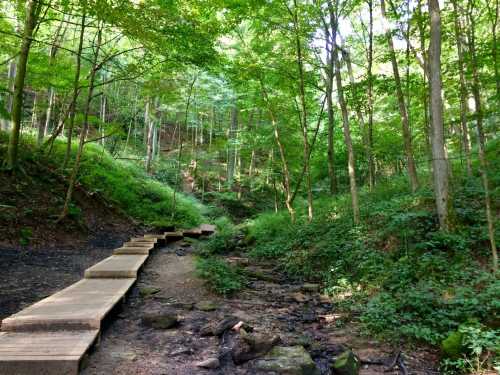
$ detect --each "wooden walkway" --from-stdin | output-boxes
[0,226,215,374]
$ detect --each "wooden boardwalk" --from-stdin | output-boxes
[0,226,215,374]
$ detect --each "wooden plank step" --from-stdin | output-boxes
[0,330,98,375]
[121,241,154,249]
[127,238,156,244]
[143,234,166,246]
[183,228,203,238]
[1,279,134,332]
[200,224,216,235]
[113,246,151,255]
[165,231,184,242]
[84,255,148,279]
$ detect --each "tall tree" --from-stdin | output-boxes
[380,0,419,192]
[5,0,40,170]
[428,0,453,231]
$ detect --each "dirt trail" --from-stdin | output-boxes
[82,240,439,375]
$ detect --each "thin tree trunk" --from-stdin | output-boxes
[259,77,295,221]
[428,0,453,231]
[32,92,39,130]
[452,0,473,176]
[467,0,498,271]
[329,0,360,224]
[227,105,238,188]
[59,23,102,220]
[5,0,39,170]
[381,0,419,192]
[63,9,86,169]
[367,0,375,189]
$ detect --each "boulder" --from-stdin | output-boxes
[232,331,281,364]
[301,283,320,293]
[142,311,179,329]
[331,350,360,375]
[254,346,320,375]
[290,292,310,303]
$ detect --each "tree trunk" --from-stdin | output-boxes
[329,2,360,224]
[452,0,473,176]
[467,0,498,271]
[1,61,16,131]
[381,0,419,192]
[428,0,453,231]
[63,9,86,169]
[59,23,102,220]
[227,105,238,188]
[5,0,39,170]
[366,0,375,190]
[322,19,337,195]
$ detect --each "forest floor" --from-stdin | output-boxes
[81,239,440,375]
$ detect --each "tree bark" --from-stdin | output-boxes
[467,0,498,271]
[328,0,360,224]
[366,0,375,190]
[63,9,86,169]
[452,0,472,176]
[381,0,419,192]
[59,23,102,220]
[428,0,453,231]
[227,105,238,188]
[5,0,39,170]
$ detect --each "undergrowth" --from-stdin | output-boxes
[244,141,500,372]
[195,256,244,296]
[0,132,204,228]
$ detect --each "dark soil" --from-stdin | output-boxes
[82,241,440,375]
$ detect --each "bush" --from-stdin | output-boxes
[202,216,239,255]
[195,256,244,296]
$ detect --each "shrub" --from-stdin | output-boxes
[195,257,244,296]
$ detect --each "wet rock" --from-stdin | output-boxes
[142,311,179,329]
[232,331,281,364]
[301,283,320,293]
[175,249,187,256]
[195,300,218,311]
[331,350,360,375]
[196,357,220,369]
[139,286,161,298]
[214,316,240,336]
[255,346,320,375]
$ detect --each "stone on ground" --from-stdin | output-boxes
[331,350,360,375]
[195,300,218,311]
[141,310,179,329]
[254,346,320,375]
[232,331,281,364]
[213,316,240,336]
[195,357,220,369]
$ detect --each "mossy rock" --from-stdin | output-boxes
[441,331,464,358]
[332,350,360,375]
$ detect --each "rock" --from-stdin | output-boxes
[291,292,310,303]
[170,347,194,356]
[142,311,179,329]
[196,357,220,369]
[441,331,464,358]
[301,283,320,293]
[175,248,187,256]
[331,350,360,375]
[232,331,281,364]
[213,316,240,336]
[200,323,215,336]
[195,300,218,311]
[139,286,161,298]
[254,346,320,375]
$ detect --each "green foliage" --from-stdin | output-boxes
[202,216,238,255]
[19,227,32,246]
[195,256,244,297]
[245,171,499,369]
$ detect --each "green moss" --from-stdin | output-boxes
[441,331,464,358]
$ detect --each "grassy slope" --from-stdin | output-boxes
[0,132,205,242]
[244,140,500,371]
